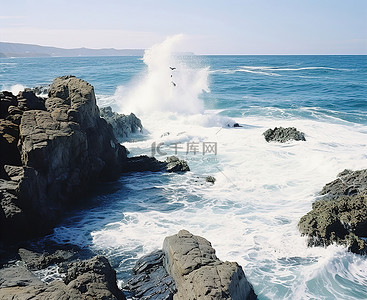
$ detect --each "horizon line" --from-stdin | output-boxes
[1,41,366,56]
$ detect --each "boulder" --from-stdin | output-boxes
[299,169,367,254]
[64,256,125,300]
[100,106,143,141]
[126,231,256,300]
[205,176,216,184]
[263,127,306,143]
[165,156,190,172]
[0,256,126,300]
[163,230,256,300]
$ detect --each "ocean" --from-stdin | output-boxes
[1,41,367,299]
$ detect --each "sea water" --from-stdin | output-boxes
[1,37,367,299]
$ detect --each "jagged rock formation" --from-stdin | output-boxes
[100,106,143,142]
[320,169,367,199]
[0,76,128,240]
[0,254,126,300]
[122,155,190,173]
[299,169,367,254]
[205,176,216,184]
[165,156,190,172]
[263,127,306,142]
[127,230,257,300]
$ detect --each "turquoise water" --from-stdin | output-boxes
[1,54,367,299]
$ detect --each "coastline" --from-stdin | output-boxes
[1,54,367,299]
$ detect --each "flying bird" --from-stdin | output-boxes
[170,67,176,70]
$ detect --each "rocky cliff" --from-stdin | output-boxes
[0,76,128,240]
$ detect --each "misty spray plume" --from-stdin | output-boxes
[115,35,210,115]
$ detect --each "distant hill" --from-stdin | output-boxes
[0,42,145,57]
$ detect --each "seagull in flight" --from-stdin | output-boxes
[170,67,176,70]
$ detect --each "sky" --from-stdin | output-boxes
[1,0,366,54]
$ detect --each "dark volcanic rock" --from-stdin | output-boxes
[0,91,17,119]
[0,255,126,300]
[263,127,306,143]
[100,106,143,141]
[164,230,256,300]
[0,120,22,178]
[299,193,367,254]
[122,155,166,172]
[320,169,367,199]
[122,155,190,173]
[17,90,46,111]
[299,169,367,254]
[165,156,190,172]
[125,250,176,299]
[205,176,216,184]
[0,76,128,241]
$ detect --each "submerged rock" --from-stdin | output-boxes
[127,230,257,300]
[122,155,166,172]
[122,155,190,173]
[166,156,190,172]
[263,127,306,143]
[299,169,367,254]
[100,106,143,141]
[205,176,216,184]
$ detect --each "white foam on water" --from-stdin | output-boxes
[48,37,367,299]
[209,65,351,77]
[87,112,367,299]
[1,83,26,95]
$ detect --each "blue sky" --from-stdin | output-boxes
[1,0,366,54]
